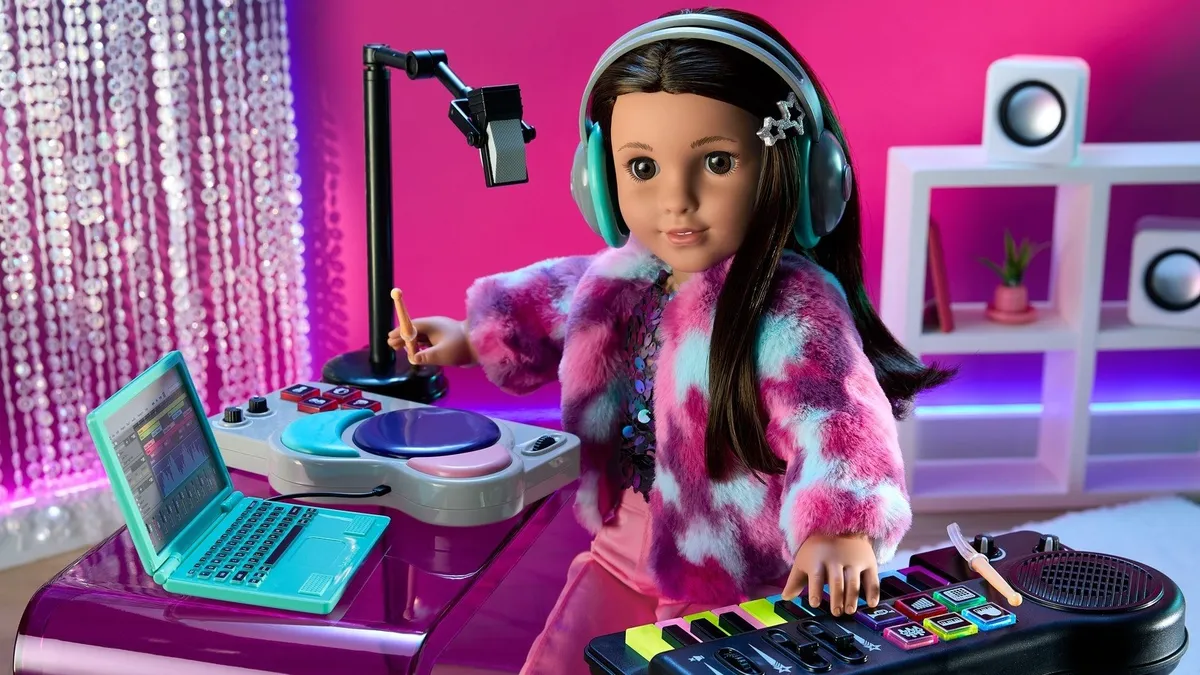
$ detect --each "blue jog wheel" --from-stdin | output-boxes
[352,408,503,459]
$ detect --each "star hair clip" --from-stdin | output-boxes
[757,92,805,147]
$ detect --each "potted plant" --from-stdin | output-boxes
[981,230,1048,324]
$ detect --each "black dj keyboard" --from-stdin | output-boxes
[584,530,1189,674]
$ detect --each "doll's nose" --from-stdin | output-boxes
[658,172,699,215]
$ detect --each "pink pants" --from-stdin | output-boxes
[520,489,783,675]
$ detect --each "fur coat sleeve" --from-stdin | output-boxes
[764,261,913,566]
[464,254,596,395]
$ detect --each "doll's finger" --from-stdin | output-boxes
[408,342,439,365]
[807,566,824,609]
[781,566,806,602]
[826,563,845,616]
[864,566,881,608]
[844,568,861,615]
[409,318,442,343]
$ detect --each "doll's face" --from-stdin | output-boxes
[610,92,763,275]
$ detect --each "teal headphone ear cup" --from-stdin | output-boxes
[792,134,818,250]
[585,123,628,248]
[570,139,602,238]
[793,130,852,249]
[808,128,852,240]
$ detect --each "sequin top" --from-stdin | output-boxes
[617,271,674,502]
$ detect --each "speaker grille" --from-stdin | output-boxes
[1006,551,1163,612]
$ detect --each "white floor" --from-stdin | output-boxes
[886,495,1199,674]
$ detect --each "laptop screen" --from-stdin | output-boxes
[101,363,229,553]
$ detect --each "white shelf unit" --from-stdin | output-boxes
[880,142,1200,512]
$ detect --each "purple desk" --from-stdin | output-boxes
[15,369,593,674]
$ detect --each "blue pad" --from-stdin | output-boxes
[352,408,502,459]
[281,409,373,458]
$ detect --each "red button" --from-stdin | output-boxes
[340,397,381,412]
[298,395,339,413]
[884,622,939,650]
[323,386,361,402]
[281,384,318,402]
[894,594,946,622]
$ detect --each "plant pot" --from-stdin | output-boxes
[985,284,1037,324]
[993,284,1029,312]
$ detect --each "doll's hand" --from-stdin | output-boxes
[387,316,477,367]
[781,533,880,617]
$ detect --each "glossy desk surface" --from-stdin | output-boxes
[15,369,592,675]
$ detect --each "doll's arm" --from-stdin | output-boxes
[766,276,913,566]
[464,254,595,395]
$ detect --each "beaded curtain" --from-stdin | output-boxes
[0,0,310,505]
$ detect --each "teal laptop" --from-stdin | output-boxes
[86,350,390,615]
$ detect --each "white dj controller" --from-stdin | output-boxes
[208,382,580,527]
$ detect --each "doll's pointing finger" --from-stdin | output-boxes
[391,288,417,359]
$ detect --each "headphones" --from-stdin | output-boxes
[569,13,853,250]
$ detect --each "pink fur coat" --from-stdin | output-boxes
[464,239,912,604]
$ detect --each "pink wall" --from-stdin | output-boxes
[287,0,1200,403]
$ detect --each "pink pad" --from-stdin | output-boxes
[406,443,513,478]
[654,617,691,631]
[709,604,765,628]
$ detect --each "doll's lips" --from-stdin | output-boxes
[664,228,707,246]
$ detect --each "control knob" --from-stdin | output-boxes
[1038,534,1061,552]
[223,406,244,424]
[972,534,1000,560]
[248,396,268,414]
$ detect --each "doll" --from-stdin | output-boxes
[390,7,953,673]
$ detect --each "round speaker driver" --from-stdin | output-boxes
[1145,249,1200,311]
[999,81,1066,147]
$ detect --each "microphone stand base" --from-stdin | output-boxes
[321,348,449,404]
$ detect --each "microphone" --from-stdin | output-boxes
[403,49,536,187]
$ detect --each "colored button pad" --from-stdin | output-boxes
[894,593,946,622]
[298,395,339,414]
[855,603,908,630]
[341,397,382,412]
[323,386,361,402]
[924,612,979,640]
[884,622,938,650]
[933,585,987,611]
[281,384,318,402]
[963,602,1018,631]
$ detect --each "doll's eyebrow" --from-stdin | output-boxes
[616,141,654,152]
[615,136,737,153]
[691,135,737,148]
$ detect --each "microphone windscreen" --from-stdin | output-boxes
[485,119,528,185]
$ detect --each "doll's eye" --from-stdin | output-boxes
[705,151,737,175]
[626,158,658,181]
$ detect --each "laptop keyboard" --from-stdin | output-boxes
[187,499,317,587]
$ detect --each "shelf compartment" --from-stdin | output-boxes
[1084,454,1200,494]
[889,143,1200,188]
[917,302,1074,354]
[909,457,1066,499]
[1096,302,1200,351]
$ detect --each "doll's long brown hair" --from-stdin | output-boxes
[589,7,955,479]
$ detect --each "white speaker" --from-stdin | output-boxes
[983,55,1090,165]
[1127,216,1200,330]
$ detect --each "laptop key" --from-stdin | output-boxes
[199,570,213,578]
[264,525,302,566]
[233,571,248,582]
[216,570,230,580]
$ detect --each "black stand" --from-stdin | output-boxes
[322,46,534,403]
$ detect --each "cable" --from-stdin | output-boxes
[265,484,392,503]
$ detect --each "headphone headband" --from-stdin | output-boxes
[577,14,825,142]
